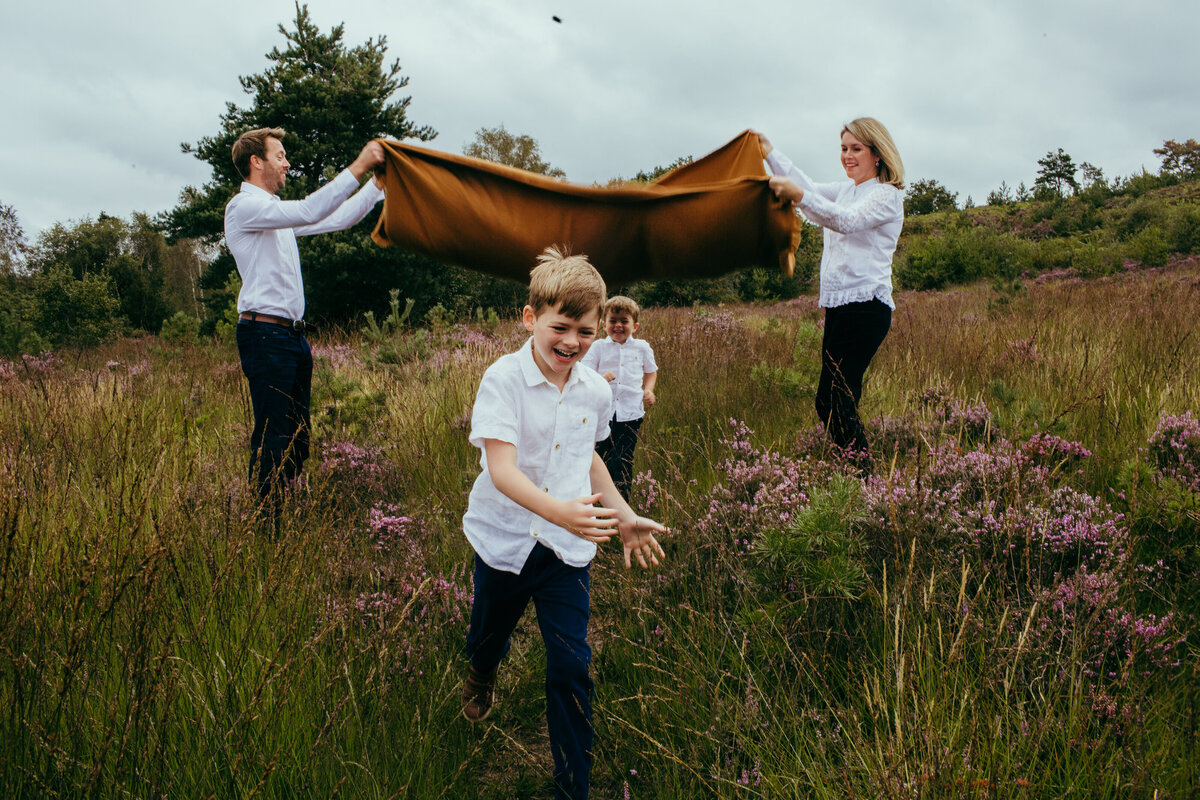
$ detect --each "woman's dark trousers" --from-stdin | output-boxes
[815,299,891,457]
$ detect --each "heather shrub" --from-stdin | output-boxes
[1027,568,1184,733]
[862,426,1120,598]
[324,503,471,680]
[311,342,365,371]
[693,419,813,553]
[1131,412,1200,582]
[1148,411,1200,494]
[312,439,401,503]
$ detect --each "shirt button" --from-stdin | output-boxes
[543,487,549,492]
[532,530,539,537]
[554,443,560,450]
[582,417,587,423]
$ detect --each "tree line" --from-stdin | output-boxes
[2,5,1198,356]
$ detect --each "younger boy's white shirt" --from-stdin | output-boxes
[464,339,614,573]
[580,337,658,422]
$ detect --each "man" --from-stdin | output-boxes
[225,127,385,523]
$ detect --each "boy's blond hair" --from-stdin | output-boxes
[528,245,606,320]
[604,295,640,323]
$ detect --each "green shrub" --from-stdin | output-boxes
[1127,227,1171,267]
[362,289,414,342]
[374,329,432,365]
[160,310,200,343]
[0,278,44,357]
[33,266,123,347]
[895,227,1022,290]
[1168,205,1200,254]
[471,306,501,330]
[751,472,868,603]
[423,302,452,331]
[1117,195,1170,240]
[213,271,241,343]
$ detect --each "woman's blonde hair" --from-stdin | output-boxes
[843,117,904,189]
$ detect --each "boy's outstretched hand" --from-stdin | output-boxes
[560,493,619,543]
[618,515,667,569]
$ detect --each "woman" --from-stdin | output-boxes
[758,118,905,468]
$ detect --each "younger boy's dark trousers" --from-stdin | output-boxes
[466,543,593,800]
[815,299,891,457]
[596,417,642,500]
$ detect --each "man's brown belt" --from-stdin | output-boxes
[239,312,305,331]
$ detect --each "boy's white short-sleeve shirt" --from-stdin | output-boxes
[580,337,658,422]
[464,338,614,573]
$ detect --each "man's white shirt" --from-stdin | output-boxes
[224,169,384,320]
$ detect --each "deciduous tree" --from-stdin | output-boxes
[28,214,178,332]
[905,179,958,216]
[464,125,565,177]
[1153,138,1200,177]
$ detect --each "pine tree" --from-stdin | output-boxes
[163,4,445,324]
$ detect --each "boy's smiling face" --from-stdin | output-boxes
[523,303,599,387]
[604,311,638,344]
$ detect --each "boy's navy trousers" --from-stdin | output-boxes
[466,543,593,800]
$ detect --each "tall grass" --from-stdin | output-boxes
[2,261,1198,798]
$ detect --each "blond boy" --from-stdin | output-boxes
[461,247,667,800]
[580,296,659,499]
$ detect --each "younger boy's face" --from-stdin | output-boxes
[523,303,600,385]
[604,311,638,344]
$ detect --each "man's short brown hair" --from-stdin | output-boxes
[604,295,640,322]
[232,127,286,179]
[528,245,606,321]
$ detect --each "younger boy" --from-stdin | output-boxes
[461,247,667,800]
[580,296,658,500]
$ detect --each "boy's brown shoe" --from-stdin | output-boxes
[461,665,497,723]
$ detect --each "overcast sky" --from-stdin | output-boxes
[2,0,1197,239]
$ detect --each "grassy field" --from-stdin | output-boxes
[2,259,1199,798]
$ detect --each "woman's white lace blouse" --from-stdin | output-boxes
[766,149,904,309]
